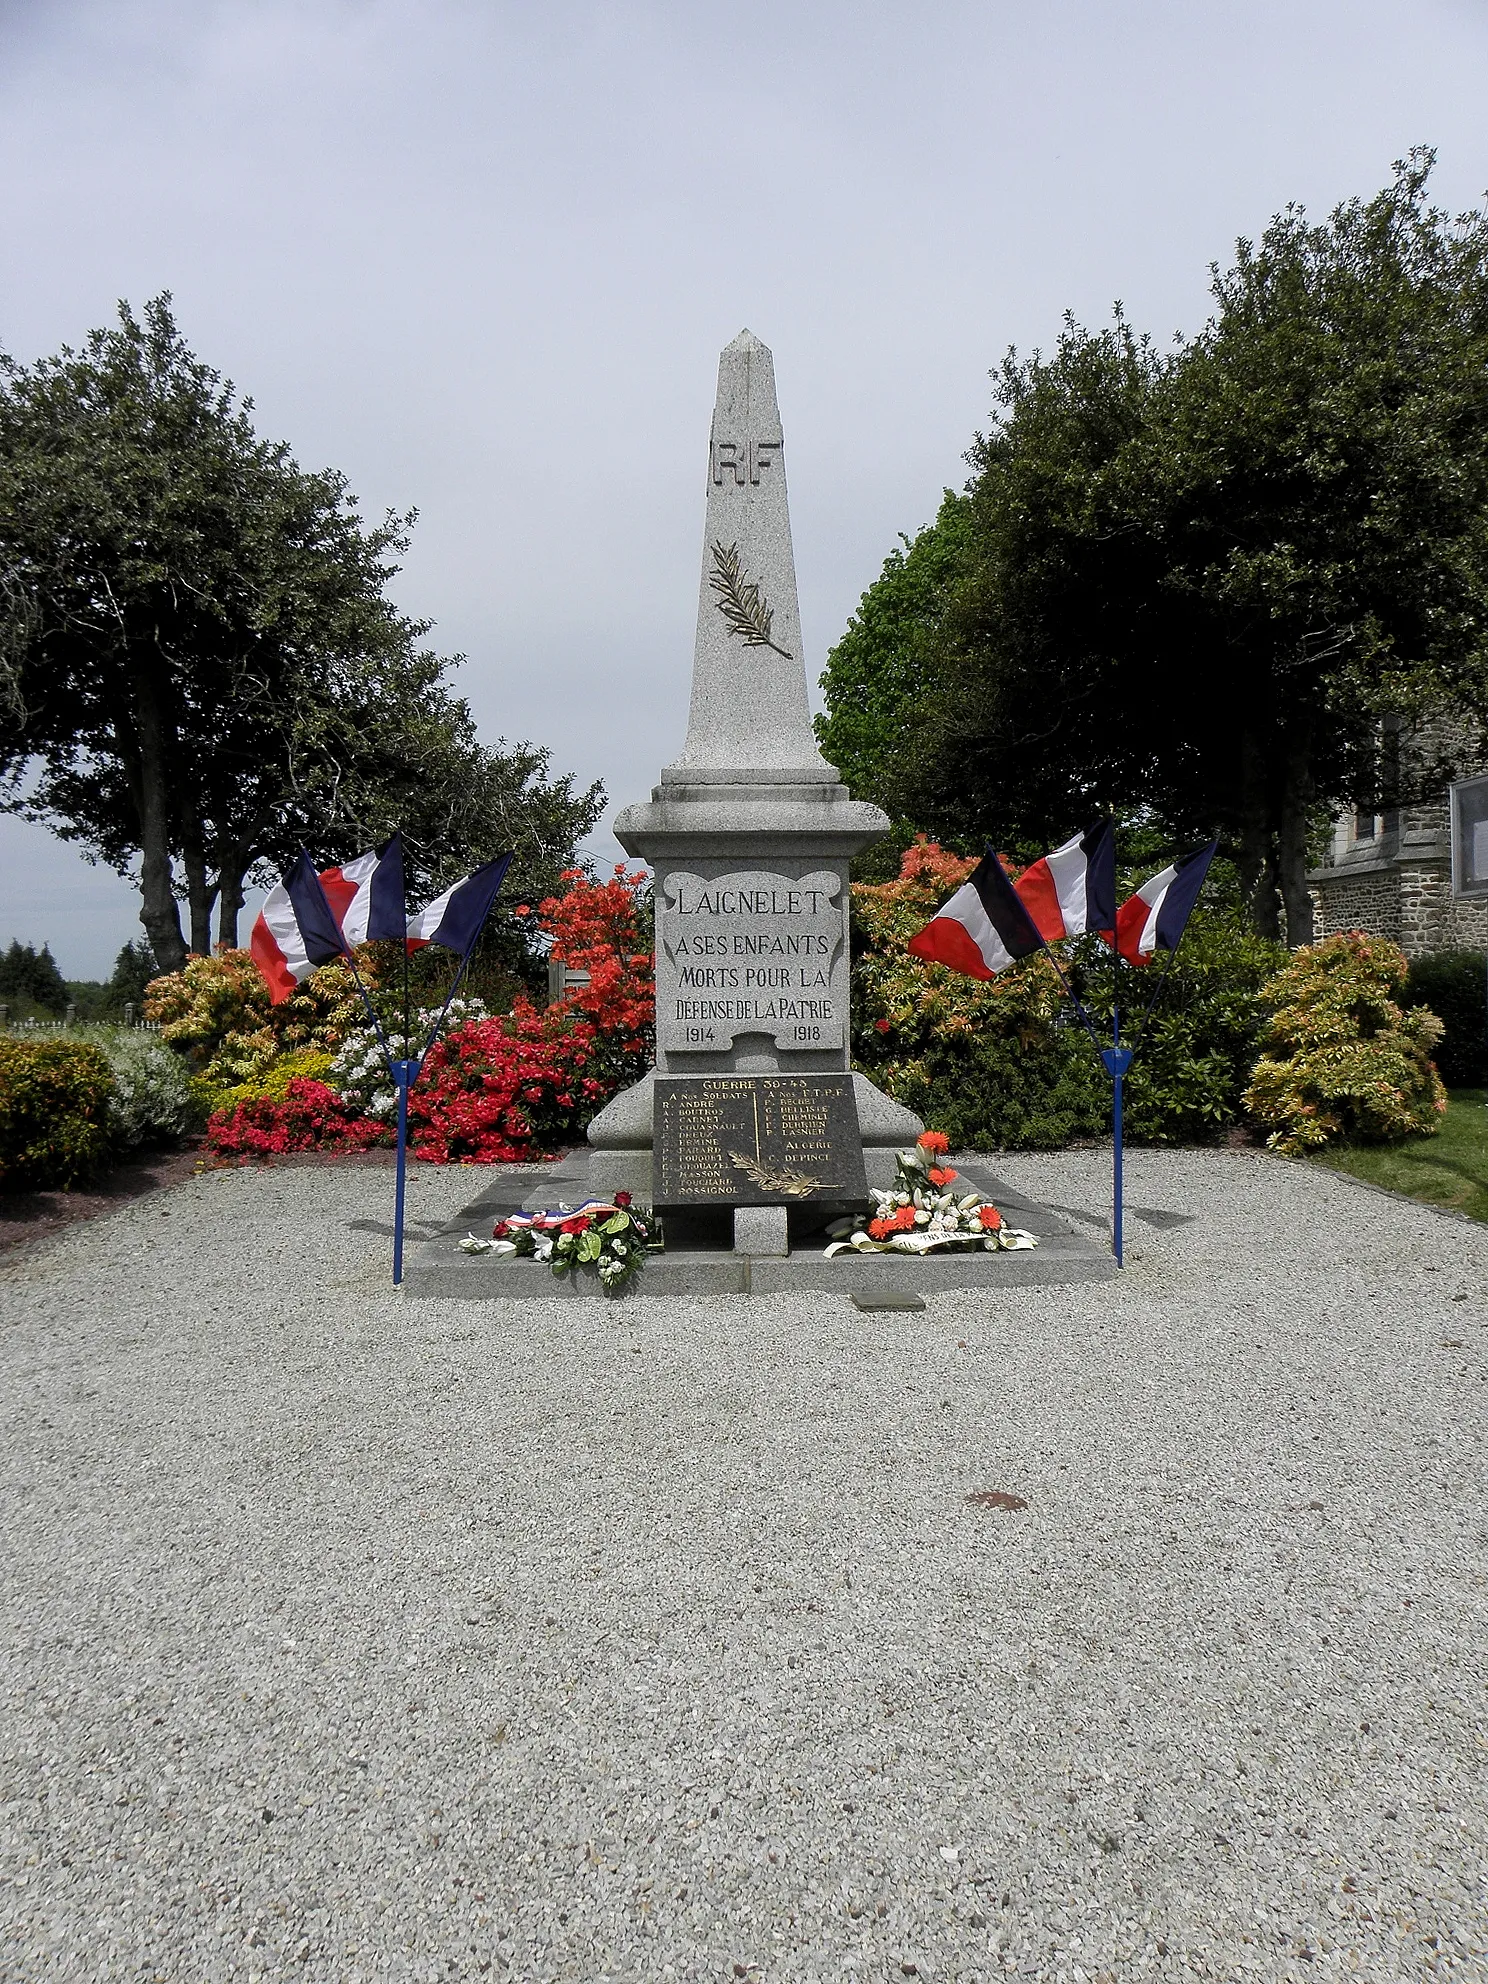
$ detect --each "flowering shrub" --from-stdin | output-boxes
[541,864,654,1067]
[193,1046,338,1121]
[395,867,655,1165]
[853,839,1284,1149]
[406,1005,612,1163]
[145,948,370,1099]
[1244,933,1447,1155]
[824,1133,1036,1255]
[203,1078,391,1161]
[144,948,270,1054]
[852,841,1107,1149]
[156,868,656,1167]
[75,1025,194,1148]
[328,1000,488,1122]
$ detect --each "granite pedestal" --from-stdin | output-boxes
[400,1150,1118,1298]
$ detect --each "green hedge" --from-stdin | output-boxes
[853,910,1286,1150]
[1404,950,1485,1086]
[0,1037,115,1189]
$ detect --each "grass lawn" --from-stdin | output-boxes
[1312,1087,1488,1222]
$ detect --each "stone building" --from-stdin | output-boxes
[1310,780,1488,958]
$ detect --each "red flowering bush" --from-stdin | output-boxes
[401,866,656,1165]
[542,864,654,1055]
[204,1078,391,1161]
[406,1004,612,1163]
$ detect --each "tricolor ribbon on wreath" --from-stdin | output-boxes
[246,834,514,1285]
[906,824,1218,1264]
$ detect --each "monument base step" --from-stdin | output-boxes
[401,1153,1118,1298]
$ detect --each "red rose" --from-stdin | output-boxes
[874,1018,891,1033]
[615,1191,633,1207]
[560,1215,591,1235]
[492,1219,511,1238]
[978,1205,1002,1231]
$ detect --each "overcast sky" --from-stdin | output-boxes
[3,0,1487,976]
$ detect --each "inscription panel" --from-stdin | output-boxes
[658,869,845,1055]
[653,1074,866,1206]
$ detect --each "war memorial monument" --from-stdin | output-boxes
[412,333,1109,1293]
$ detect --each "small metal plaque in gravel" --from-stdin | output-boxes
[653,1073,866,1206]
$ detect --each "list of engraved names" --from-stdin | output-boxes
[653,1075,864,1204]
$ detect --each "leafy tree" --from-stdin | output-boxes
[100,939,159,1017]
[816,490,971,812]
[0,297,602,970]
[862,154,1488,942]
[0,939,68,1014]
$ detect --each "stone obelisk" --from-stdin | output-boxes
[586,330,921,1227]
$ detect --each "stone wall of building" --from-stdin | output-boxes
[1311,731,1488,958]
[1312,809,1488,956]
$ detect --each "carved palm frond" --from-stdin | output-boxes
[709,541,793,659]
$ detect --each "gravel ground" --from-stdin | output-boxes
[1,1147,1486,1983]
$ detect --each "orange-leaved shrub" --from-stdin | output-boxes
[1244,932,1446,1155]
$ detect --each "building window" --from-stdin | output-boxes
[1451,775,1488,897]
[1354,810,1377,842]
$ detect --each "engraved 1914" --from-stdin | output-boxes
[658,869,845,1055]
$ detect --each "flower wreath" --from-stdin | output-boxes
[824,1131,1037,1256]
[459,1193,659,1292]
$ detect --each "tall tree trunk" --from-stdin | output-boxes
[216,848,247,948]
[1237,724,1280,939]
[181,821,215,957]
[132,674,187,973]
[1277,738,1316,948]
[1252,846,1282,942]
[180,813,218,952]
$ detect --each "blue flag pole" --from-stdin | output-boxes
[391,1055,418,1285]
[1100,1005,1133,1267]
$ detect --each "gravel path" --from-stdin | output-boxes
[1,1148,1486,1982]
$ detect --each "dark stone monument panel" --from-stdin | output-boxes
[653,1074,867,1207]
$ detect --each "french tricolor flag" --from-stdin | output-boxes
[907,849,1045,980]
[251,840,407,1004]
[405,853,514,954]
[1116,841,1218,965]
[1010,822,1115,943]
[249,840,513,1004]
[907,822,1115,979]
